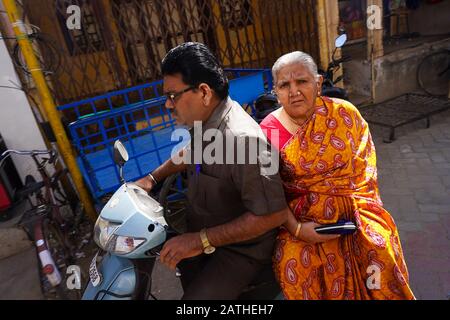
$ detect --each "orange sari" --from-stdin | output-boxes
[261,96,415,300]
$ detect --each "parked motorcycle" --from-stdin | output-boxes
[320,33,351,100]
[253,93,281,123]
[82,140,280,300]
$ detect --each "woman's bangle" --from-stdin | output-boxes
[148,172,158,186]
[294,222,302,239]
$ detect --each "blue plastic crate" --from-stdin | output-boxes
[58,69,272,203]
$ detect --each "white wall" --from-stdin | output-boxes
[0,31,48,183]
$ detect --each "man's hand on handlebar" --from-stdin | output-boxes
[134,175,156,193]
[159,233,203,270]
[134,152,188,193]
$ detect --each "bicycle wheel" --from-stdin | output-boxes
[417,50,450,97]
[12,32,62,77]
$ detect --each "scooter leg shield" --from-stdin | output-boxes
[82,253,137,300]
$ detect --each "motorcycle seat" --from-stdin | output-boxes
[238,263,281,300]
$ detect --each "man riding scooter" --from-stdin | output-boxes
[135,42,288,300]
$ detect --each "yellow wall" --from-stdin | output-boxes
[211,0,265,67]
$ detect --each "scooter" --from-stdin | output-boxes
[320,33,351,100]
[82,140,281,300]
[82,140,174,300]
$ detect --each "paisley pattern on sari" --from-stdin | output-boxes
[261,97,415,300]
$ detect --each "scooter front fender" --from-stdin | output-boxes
[82,253,136,300]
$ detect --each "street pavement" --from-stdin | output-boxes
[372,108,450,300]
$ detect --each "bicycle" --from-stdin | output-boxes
[0,149,89,299]
[417,49,450,97]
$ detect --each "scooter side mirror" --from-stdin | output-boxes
[335,34,348,48]
[113,140,129,167]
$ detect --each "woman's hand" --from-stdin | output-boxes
[296,222,341,244]
[284,208,340,244]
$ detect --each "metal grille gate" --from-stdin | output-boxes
[14,0,319,110]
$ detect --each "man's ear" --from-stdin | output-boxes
[198,83,213,106]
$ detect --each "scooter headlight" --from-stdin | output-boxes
[94,217,146,254]
[94,216,120,249]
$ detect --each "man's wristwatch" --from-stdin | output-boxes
[199,229,216,254]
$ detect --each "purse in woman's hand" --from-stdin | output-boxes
[315,220,357,235]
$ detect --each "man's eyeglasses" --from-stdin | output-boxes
[164,86,196,105]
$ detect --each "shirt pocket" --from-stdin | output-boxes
[196,171,241,217]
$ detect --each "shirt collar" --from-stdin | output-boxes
[202,96,233,131]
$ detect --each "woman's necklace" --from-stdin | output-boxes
[281,107,315,133]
